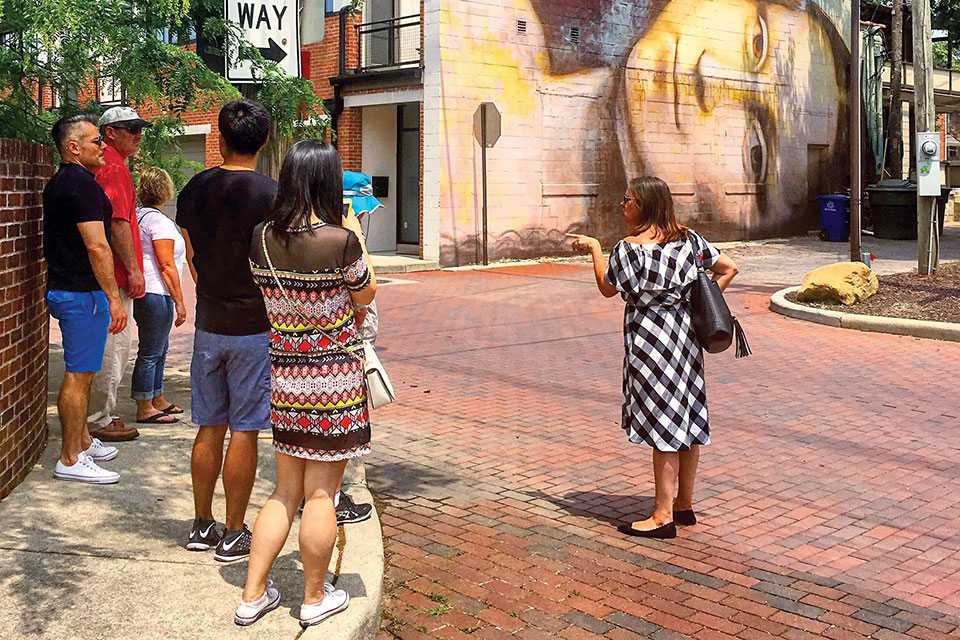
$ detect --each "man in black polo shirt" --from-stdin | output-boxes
[44,115,129,484]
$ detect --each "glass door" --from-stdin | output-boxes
[397,103,420,248]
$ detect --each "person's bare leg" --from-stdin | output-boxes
[192,424,228,521]
[631,450,679,530]
[59,371,95,465]
[242,452,304,602]
[223,430,260,531]
[675,446,700,511]
[300,459,348,605]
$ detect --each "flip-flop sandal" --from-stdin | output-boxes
[136,413,179,424]
[157,404,184,415]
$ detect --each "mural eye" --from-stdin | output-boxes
[743,120,768,184]
[751,14,768,70]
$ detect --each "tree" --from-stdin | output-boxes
[889,0,904,179]
[0,0,331,184]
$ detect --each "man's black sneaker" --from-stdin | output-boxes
[214,524,252,563]
[336,492,373,525]
[186,517,222,551]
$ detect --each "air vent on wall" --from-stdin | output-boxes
[517,19,527,34]
[569,25,581,44]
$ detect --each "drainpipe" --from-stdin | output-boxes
[331,6,350,146]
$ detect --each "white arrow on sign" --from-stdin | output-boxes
[225,0,301,82]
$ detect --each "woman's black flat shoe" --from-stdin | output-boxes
[617,522,677,539]
[674,509,697,526]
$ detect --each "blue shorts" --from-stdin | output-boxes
[190,329,270,432]
[46,290,110,373]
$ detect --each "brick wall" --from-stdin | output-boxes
[0,139,53,501]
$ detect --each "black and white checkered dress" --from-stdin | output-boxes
[604,232,721,452]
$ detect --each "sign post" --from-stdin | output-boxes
[473,102,501,265]
[225,0,301,81]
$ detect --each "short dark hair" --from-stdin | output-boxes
[51,114,97,154]
[218,99,270,155]
[267,140,343,243]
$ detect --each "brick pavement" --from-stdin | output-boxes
[366,263,960,640]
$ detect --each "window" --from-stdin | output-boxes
[157,26,196,44]
[326,0,351,14]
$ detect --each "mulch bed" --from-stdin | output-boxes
[786,260,960,324]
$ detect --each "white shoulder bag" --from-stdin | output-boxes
[260,224,395,409]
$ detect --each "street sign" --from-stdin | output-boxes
[473,102,501,148]
[473,102,502,265]
[225,0,301,82]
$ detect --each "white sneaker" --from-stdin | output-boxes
[234,580,280,626]
[54,452,119,484]
[299,583,349,628]
[85,438,118,462]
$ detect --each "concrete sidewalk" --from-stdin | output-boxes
[0,348,381,639]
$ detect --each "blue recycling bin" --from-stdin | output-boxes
[817,195,850,242]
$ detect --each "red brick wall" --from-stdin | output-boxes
[0,139,52,501]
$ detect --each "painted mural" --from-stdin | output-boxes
[435,0,851,266]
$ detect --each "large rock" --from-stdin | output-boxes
[796,262,879,305]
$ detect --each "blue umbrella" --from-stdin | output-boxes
[343,171,384,217]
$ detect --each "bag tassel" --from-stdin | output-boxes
[733,317,751,359]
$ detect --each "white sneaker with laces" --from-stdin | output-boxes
[234,580,281,626]
[54,452,120,484]
[299,583,349,628]
[85,438,118,462]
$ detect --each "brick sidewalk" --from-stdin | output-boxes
[368,263,960,640]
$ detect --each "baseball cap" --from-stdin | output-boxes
[98,106,153,130]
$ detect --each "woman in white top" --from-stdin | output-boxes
[131,167,187,424]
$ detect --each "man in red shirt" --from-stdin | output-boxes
[87,107,152,442]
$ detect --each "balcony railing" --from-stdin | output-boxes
[354,14,421,73]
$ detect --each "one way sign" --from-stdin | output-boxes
[225,0,301,82]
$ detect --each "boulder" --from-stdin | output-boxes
[796,262,879,306]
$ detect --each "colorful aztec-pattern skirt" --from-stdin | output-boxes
[270,347,371,462]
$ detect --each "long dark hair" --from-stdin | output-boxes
[628,176,690,243]
[268,140,343,242]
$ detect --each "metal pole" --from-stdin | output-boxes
[851,0,863,262]
[481,107,489,266]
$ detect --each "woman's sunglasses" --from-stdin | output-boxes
[621,195,638,205]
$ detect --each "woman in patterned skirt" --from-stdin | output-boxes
[568,176,739,540]
[236,141,376,627]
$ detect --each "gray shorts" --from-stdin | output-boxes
[190,329,270,431]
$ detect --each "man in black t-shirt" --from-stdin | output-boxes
[177,99,276,561]
[43,115,129,485]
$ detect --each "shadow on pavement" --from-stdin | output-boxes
[525,489,655,527]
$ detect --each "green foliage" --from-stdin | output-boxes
[0,0,332,185]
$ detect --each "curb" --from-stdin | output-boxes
[770,286,960,343]
[320,458,384,640]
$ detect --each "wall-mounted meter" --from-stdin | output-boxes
[916,131,941,196]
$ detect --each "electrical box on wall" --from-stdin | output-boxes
[916,131,941,197]
[372,176,389,198]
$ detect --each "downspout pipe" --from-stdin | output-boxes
[331,5,350,146]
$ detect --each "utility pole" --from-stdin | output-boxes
[914,0,939,273]
[851,0,862,262]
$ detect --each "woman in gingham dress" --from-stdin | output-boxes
[568,176,740,539]
[237,141,376,628]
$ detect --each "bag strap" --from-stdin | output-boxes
[688,231,706,274]
[259,224,364,364]
[137,207,163,225]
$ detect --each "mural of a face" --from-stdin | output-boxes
[616,0,845,236]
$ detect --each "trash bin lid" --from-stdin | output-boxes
[867,179,915,191]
